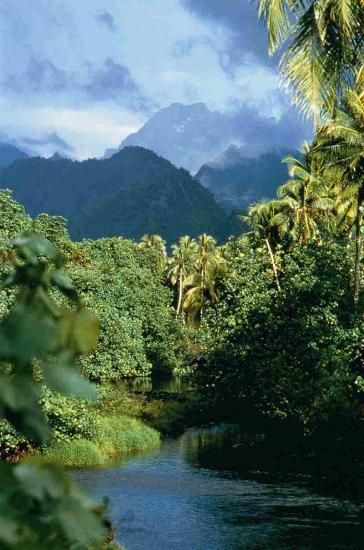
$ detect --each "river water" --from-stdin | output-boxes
[73,425,363,550]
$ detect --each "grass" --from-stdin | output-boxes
[94,415,160,456]
[43,415,160,467]
[43,439,103,468]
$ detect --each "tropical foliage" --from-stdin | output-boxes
[2,0,364,542]
[0,232,113,549]
[258,0,364,119]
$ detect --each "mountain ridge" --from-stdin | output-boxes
[195,145,295,212]
[104,102,237,173]
[0,141,29,169]
[0,146,226,243]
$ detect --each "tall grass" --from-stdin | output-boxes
[43,415,160,467]
[94,415,160,456]
[43,439,103,467]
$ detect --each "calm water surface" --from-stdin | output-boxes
[73,425,363,550]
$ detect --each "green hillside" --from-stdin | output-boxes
[0,146,226,243]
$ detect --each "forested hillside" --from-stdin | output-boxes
[196,146,294,212]
[0,146,226,243]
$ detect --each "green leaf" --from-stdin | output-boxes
[58,308,100,354]
[51,270,74,290]
[43,359,98,401]
[0,304,57,363]
[0,516,19,544]
[56,497,107,547]
[0,374,50,443]
[11,232,64,267]
[16,462,67,501]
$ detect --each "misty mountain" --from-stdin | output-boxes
[0,146,226,243]
[104,102,310,174]
[0,141,28,169]
[104,103,234,174]
[196,146,293,212]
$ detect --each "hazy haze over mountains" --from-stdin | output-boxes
[104,102,310,174]
[195,145,293,212]
[0,141,28,169]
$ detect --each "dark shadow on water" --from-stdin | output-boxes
[73,425,364,550]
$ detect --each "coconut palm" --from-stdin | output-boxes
[258,0,364,121]
[166,236,198,317]
[316,67,364,300]
[138,234,167,256]
[182,234,226,323]
[138,234,167,272]
[273,142,334,243]
[241,200,282,291]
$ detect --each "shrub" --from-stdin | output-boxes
[0,419,29,459]
[41,389,98,442]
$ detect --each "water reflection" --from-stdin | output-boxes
[73,426,363,550]
[120,376,193,393]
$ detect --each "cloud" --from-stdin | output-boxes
[229,103,312,156]
[179,0,272,69]
[85,58,154,111]
[95,10,118,32]
[0,0,307,161]
[5,58,70,94]
[21,132,75,154]
[2,54,153,113]
[171,36,214,58]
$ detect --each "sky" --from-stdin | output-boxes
[0,0,310,159]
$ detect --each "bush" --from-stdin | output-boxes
[41,389,98,442]
[0,419,29,459]
[98,383,144,418]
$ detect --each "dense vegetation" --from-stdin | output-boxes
[2,0,364,547]
[0,146,226,244]
[0,231,123,549]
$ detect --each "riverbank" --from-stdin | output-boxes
[43,415,160,467]
[40,382,202,468]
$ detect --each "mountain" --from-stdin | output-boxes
[0,146,226,243]
[0,141,28,169]
[195,146,294,212]
[49,152,66,161]
[104,103,235,174]
[104,102,310,175]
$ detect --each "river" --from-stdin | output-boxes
[73,424,363,550]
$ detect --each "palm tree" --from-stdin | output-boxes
[182,234,226,323]
[166,236,197,316]
[273,142,334,243]
[316,67,364,300]
[241,200,282,291]
[258,0,364,121]
[138,234,167,256]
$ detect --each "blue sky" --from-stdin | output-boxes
[0,0,309,159]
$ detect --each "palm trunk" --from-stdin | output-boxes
[200,262,206,320]
[176,272,183,316]
[354,195,363,303]
[302,205,309,243]
[264,238,281,291]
